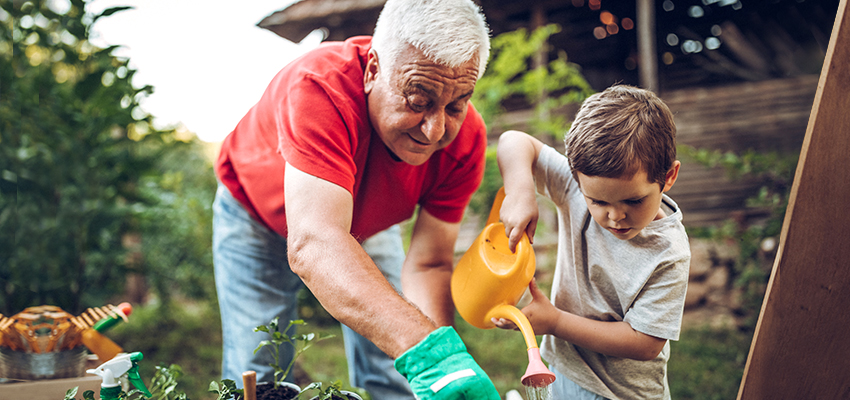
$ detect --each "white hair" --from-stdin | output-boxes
[371,0,491,79]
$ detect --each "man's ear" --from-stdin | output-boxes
[661,160,681,193]
[363,49,380,94]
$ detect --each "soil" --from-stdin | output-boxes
[237,382,299,400]
[236,383,359,400]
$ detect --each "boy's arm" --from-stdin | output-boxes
[515,280,667,361]
[548,308,666,361]
[496,130,545,251]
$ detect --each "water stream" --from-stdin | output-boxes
[524,383,554,400]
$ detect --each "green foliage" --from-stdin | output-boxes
[300,380,346,399]
[110,302,223,398]
[147,363,191,400]
[209,378,243,400]
[468,25,593,224]
[0,0,217,315]
[466,146,502,225]
[64,387,81,400]
[1,0,147,313]
[472,24,594,139]
[254,318,335,390]
[680,145,798,329]
[668,327,752,400]
[134,138,217,304]
[65,363,190,400]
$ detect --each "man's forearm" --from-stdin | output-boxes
[288,229,436,358]
[401,261,455,327]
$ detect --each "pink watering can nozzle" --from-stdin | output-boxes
[521,348,556,388]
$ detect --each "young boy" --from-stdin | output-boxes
[494,85,690,399]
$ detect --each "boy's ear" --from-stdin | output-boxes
[661,160,681,193]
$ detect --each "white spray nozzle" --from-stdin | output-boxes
[87,352,131,388]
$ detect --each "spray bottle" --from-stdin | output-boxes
[86,352,152,400]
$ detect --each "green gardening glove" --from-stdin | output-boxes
[395,326,500,400]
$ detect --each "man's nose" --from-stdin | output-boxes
[420,109,446,143]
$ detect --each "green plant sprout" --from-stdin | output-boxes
[147,364,190,400]
[254,318,334,389]
[209,379,243,400]
[299,380,346,399]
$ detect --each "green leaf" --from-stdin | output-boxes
[64,387,79,400]
[93,6,134,23]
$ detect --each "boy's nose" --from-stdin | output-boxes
[608,208,626,222]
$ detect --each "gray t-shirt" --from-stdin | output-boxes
[535,145,691,399]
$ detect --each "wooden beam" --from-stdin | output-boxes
[637,0,658,92]
[738,1,850,399]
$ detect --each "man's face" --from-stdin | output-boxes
[364,45,479,166]
[576,168,671,241]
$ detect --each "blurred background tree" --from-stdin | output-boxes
[468,23,594,223]
[0,0,217,315]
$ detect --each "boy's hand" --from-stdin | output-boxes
[500,190,539,252]
[491,317,518,330]
[395,326,500,400]
[491,279,558,336]
[519,279,559,336]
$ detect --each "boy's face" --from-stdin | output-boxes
[576,162,679,241]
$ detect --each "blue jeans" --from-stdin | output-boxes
[550,367,610,400]
[212,185,414,399]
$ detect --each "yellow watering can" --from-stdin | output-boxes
[451,187,556,388]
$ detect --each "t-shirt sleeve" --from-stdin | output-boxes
[623,254,690,341]
[535,145,579,205]
[277,74,360,194]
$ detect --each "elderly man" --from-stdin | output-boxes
[212,0,498,398]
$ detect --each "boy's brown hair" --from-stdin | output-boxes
[565,85,677,188]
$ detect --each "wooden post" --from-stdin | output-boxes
[737,1,850,398]
[637,0,658,92]
[242,370,257,400]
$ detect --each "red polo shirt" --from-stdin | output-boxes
[215,36,486,241]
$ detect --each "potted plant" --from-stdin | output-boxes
[233,318,333,400]
[301,380,364,400]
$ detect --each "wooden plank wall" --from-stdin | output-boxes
[495,75,820,228]
[664,75,819,227]
[738,0,850,397]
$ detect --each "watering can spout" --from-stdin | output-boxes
[522,348,556,387]
[451,187,556,388]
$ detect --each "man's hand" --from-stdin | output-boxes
[395,327,500,400]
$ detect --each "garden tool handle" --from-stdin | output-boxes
[485,304,539,350]
[242,371,257,400]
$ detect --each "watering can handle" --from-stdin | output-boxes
[487,187,507,226]
[486,304,539,350]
